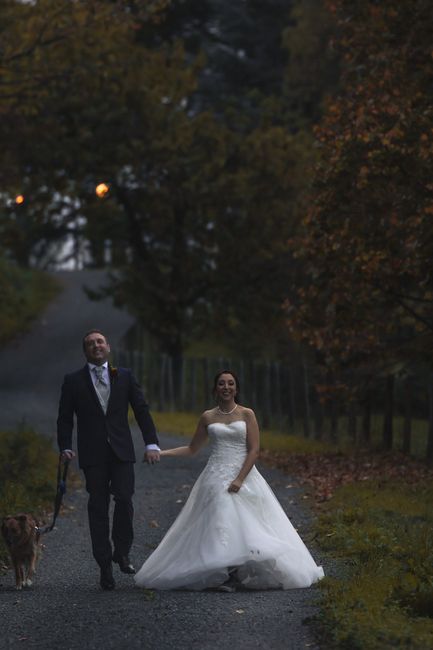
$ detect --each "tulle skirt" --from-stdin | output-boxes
[134,464,324,591]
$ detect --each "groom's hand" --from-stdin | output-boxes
[143,450,160,465]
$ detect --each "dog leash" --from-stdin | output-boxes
[38,455,70,535]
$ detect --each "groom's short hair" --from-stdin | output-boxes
[82,329,108,351]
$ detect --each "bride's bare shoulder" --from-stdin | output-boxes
[238,406,256,420]
[200,407,218,424]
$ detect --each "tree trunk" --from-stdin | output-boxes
[382,375,394,450]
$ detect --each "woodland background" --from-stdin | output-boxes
[1,3,433,647]
[1,0,433,458]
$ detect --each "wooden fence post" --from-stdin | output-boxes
[288,367,295,431]
[347,403,357,444]
[190,358,197,412]
[329,399,338,443]
[302,360,311,438]
[262,361,272,428]
[361,391,371,445]
[180,357,187,411]
[274,362,283,431]
[159,354,166,411]
[203,358,210,410]
[167,356,175,412]
[239,359,246,407]
[314,397,324,440]
[427,373,433,462]
[402,379,412,455]
[383,375,394,450]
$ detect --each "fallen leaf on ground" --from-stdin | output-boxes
[261,449,433,502]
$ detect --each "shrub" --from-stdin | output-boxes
[0,428,58,568]
[0,257,59,344]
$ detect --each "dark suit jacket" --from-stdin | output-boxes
[57,365,158,468]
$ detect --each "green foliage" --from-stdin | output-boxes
[0,0,328,366]
[283,0,339,126]
[0,428,58,568]
[0,257,59,344]
[139,0,295,111]
[316,479,433,649]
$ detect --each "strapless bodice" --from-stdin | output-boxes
[205,421,248,482]
[208,420,247,456]
[135,418,325,591]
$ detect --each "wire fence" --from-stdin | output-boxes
[112,345,433,461]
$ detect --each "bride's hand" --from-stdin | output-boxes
[228,479,242,493]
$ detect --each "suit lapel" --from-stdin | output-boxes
[106,365,116,413]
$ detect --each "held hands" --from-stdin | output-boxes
[228,478,243,494]
[143,450,160,465]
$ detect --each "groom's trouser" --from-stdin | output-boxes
[83,446,135,568]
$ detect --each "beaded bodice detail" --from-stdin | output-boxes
[135,418,325,590]
[205,421,248,481]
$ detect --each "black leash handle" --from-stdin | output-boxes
[38,455,70,535]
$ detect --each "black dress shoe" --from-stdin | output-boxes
[112,554,136,574]
[100,564,115,590]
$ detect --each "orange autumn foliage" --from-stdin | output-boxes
[288,0,433,370]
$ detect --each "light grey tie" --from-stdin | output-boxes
[94,366,110,412]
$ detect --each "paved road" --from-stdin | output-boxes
[0,270,134,433]
[0,272,325,649]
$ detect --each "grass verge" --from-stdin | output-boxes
[0,428,58,570]
[154,410,433,648]
[315,479,433,649]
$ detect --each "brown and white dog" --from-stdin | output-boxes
[1,514,41,590]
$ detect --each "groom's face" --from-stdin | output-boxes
[83,332,111,365]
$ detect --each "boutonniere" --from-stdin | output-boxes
[109,366,118,380]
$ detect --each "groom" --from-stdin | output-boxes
[57,329,160,590]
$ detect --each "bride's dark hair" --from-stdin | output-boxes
[212,369,240,403]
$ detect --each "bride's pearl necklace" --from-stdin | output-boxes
[217,404,238,415]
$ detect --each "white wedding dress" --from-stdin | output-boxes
[134,421,324,590]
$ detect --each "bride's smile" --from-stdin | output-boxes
[215,373,238,408]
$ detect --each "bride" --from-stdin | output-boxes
[134,370,324,591]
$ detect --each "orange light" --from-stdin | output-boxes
[95,183,109,198]
[15,194,25,204]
